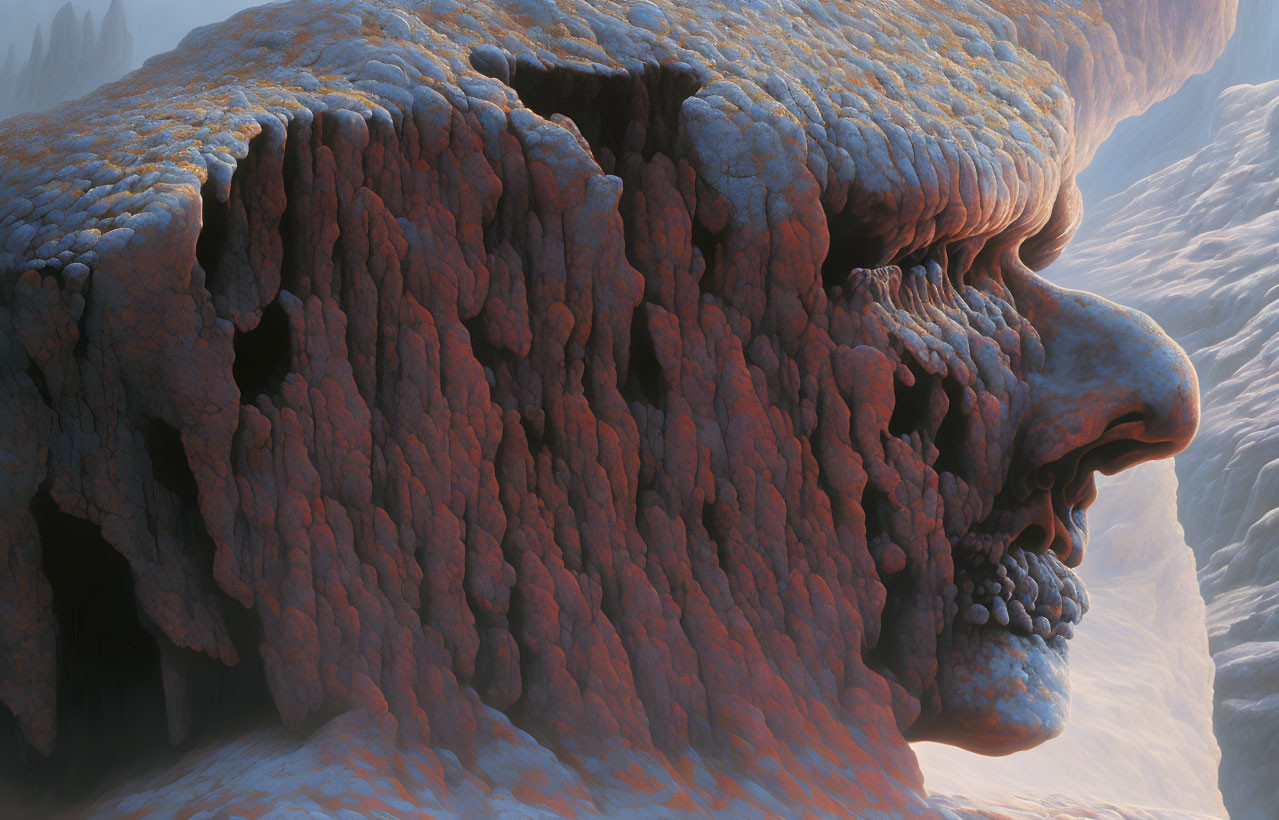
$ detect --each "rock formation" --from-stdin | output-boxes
[0,0,133,121]
[1054,74,1279,820]
[0,0,1229,815]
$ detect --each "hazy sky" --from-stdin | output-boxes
[1,0,277,69]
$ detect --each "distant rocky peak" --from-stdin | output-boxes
[0,0,133,121]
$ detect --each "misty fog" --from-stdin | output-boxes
[1,0,275,79]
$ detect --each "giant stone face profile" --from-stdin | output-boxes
[0,0,1229,815]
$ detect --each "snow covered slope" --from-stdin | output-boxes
[1077,0,1278,205]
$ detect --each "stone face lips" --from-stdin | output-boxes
[0,0,1229,814]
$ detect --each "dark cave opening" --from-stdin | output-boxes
[0,488,277,808]
[463,312,516,390]
[863,565,917,668]
[859,479,922,691]
[506,61,632,174]
[861,482,890,543]
[147,419,199,504]
[1011,524,1050,554]
[820,220,885,291]
[861,473,922,712]
[505,57,708,312]
[21,488,170,802]
[702,500,733,575]
[505,60,702,174]
[233,297,292,405]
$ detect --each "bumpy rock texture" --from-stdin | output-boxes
[0,0,1229,816]
[1055,76,1279,820]
[0,0,133,120]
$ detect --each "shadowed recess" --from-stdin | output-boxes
[232,297,291,405]
[24,488,169,801]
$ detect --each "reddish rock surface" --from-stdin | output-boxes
[0,0,1230,815]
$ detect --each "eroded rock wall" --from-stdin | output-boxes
[1079,0,1277,203]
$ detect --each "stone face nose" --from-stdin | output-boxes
[1002,265,1200,535]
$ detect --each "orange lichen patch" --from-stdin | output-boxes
[0,0,1227,269]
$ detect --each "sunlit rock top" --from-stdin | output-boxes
[0,0,1233,279]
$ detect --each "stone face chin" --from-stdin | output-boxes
[922,629,1071,756]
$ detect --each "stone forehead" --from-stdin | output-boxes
[1,0,1079,275]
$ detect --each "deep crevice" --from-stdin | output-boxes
[1104,411,1144,433]
[861,482,890,542]
[463,313,514,385]
[147,420,198,504]
[497,546,536,733]
[621,307,664,409]
[864,569,915,666]
[692,218,724,300]
[932,377,968,478]
[702,500,731,575]
[195,183,231,297]
[896,247,929,271]
[73,300,91,359]
[232,297,291,405]
[887,360,931,439]
[26,361,52,405]
[278,118,305,298]
[942,237,989,289]
[519,412,546,453]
